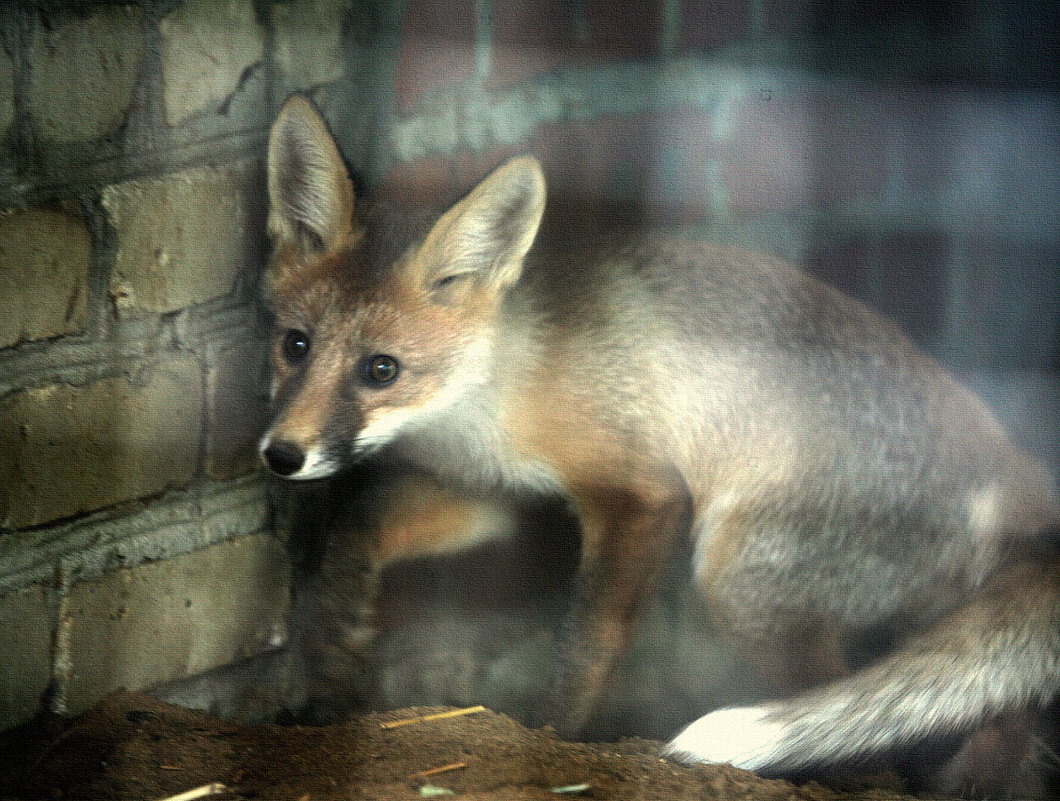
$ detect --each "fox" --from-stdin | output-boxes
[259,95,1060,795]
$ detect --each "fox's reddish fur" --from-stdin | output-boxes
[260,96,1060,797]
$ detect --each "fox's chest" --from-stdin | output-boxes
[392,398,567,497]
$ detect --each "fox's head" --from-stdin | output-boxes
[259,96,546,480]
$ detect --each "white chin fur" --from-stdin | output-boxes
[258,438,341,481]
[287,446,340,480]
[662,705,788,771]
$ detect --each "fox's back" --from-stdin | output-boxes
[505,237,1055,619]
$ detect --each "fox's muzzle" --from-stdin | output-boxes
[261,438,306,476]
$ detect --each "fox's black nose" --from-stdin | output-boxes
[262,440,305,476]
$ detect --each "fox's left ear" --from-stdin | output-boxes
[267,95,355,256]
[417,156,546,294]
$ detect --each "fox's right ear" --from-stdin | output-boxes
[267,96,355,256]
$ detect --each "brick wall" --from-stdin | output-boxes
[2,0,1057,735]
[0,0,351,729]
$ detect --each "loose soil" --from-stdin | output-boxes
[0,692,928,801]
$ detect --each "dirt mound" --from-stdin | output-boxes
[1,692,921,801]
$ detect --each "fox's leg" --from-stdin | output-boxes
[293,471,514,722]
[543,467,693,736]
[288,472,385,722]
[733,625,850,697]
[908,709,1055,799]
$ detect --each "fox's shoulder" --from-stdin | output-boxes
[527,233,801,295]
[522,234,822,334]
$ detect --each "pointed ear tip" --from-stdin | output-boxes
[501,156,547,196]
[279,94,315,114]
[509,155,544,177]
[274,95,325,135]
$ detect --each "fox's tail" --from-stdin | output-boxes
[663,558,1060,773]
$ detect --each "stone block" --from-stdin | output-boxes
[676,0,751,53]
[0,208,91,348]
[395,0,477,111]
[0,358,202,529]
[879,230,950,348]
[586,0,664,58]
[207,340,269,479]
[803,235,874,302]
[28,5,145,143]
[1,41,13,134]
[0,585,52,729]
[159,0,265,126]
[488,0,585,88]
[63,534,290,713]
[272,0,351,93]
[719,87,891,214]
[103,161,259,314]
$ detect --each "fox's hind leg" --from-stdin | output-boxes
[905,708,1059,800]
[732,624,850,698]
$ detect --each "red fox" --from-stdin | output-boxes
[260,96,1060,795]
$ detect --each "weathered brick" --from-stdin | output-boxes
[28,5,145,143]
[879,231,950,347]
[488,0,584,88]
[720,88,890,214]
[0,358,203,529]
[395,0,477,112]
[676,0,752,53]
[531,110,714,235]
[760,0,814,38]
[159,0,265,126]
[802,235,874,302]
[959,234,1057,366]
[0,208,91,348]
[586,0,664,59]
[0,585,52,729]
[103,161,260,314]
[272,0,352,94]
[642,107,715,224]
[897,90,1057,226]
[63,534,289,713]
[207,340,269,479]
[530,119,607,240]
[0,41,13,134]
[380,154,461,209]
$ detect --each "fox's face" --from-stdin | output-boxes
[259,97,545,480]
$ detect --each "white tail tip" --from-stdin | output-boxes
[662,705,789,771]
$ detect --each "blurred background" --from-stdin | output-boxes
[0,0,1056,743]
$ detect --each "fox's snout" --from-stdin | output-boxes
[258,432,343,481]
[260,438,307,477]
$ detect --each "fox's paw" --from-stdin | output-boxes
[661,705,788,771]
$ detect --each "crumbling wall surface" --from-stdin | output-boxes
[0,0,353,730]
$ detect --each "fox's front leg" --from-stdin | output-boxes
[544,468,692,735]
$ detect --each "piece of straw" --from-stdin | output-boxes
[156,783,229,801]
[410,761,467,778]
[380,705,486,730]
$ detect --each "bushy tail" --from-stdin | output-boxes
[664,559,1060,773]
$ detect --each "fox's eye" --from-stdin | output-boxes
[363,354,399,385]
[282,329,311,362]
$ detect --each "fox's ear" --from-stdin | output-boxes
[416,156,546,294]
[267,96,355,255]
